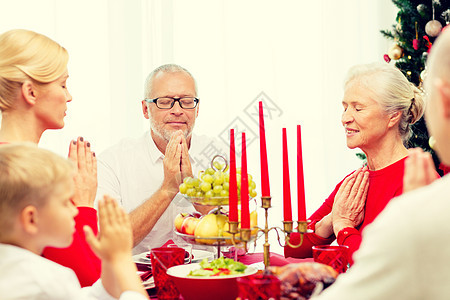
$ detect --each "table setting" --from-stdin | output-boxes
[134,101,349,299]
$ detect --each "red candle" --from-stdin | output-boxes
[229,129,238,222]
[297,125,306,221]
[282,128,292,222]
[259,101,270,197]
[240,132,250,229]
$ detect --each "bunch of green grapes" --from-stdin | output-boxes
[179,161,257,199]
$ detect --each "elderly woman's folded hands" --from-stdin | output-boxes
[314,167,369,238]
[331,166,370,236]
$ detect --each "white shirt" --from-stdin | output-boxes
[313,174,450,300]
[97,131,226,254]
[0,244,146,300]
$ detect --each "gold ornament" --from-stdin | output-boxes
[406,71,412,76]
[425,20,442,37]
[396,16,402,32]
[388,44,404,60]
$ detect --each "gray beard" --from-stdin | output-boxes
[149,115,194,142]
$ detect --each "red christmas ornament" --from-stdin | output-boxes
[383,54,391,63]
[423,35,432,52]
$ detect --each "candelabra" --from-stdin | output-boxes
[227,196,310,269]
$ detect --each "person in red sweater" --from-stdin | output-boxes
[285,63,427,264]
[0,29,100,286]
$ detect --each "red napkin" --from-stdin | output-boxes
[162,240,176,247]
[139,270,153,281]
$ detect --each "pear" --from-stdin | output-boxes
[250,210,258,235]
[194,213,228,244]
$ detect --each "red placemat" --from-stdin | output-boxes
[237,252,313,266]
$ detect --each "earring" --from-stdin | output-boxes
[429,136,436,150]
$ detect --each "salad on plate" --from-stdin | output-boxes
[188,257,247,277]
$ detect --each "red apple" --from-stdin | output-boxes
[191,211,202,219]
[174,212,189,233]
[181,216,200,235]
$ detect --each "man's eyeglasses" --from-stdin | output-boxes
[144,97,199,109]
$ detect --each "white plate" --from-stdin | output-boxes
[191,249,215,263]
[133,252,152,265]
[248,261,266,271]
[133,249,214,265]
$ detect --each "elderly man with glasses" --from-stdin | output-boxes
[96,64,219,254]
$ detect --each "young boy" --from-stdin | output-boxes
[0,143,148,299]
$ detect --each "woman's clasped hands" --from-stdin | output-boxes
[331,166,370,236]
[69,136,97,208]
[315,166,370,239]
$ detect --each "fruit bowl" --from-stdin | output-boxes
[174,206,259,246]
[174,231,256,246]
[179,155,258,205]
[167,263,258,300]
[185,195,254,206]
[186,196,231,206]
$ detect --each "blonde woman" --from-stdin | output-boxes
[285,63,433,264]
[0,29,100,286]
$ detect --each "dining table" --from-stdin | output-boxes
[136,247,313,299]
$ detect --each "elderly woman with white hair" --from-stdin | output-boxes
[285,62,432,264]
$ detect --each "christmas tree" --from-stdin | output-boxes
[381,0,449,175]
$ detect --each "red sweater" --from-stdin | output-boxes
[285,158,406,264]
[43,207,101,287]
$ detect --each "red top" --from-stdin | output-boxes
[43,207,101,287]
[285,158,406,264]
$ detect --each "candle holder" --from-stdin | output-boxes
[228,221,240,235]
[284,220,309,249]
[226,224,252,256]
[226,196,311,269]
[240,228,252,242]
